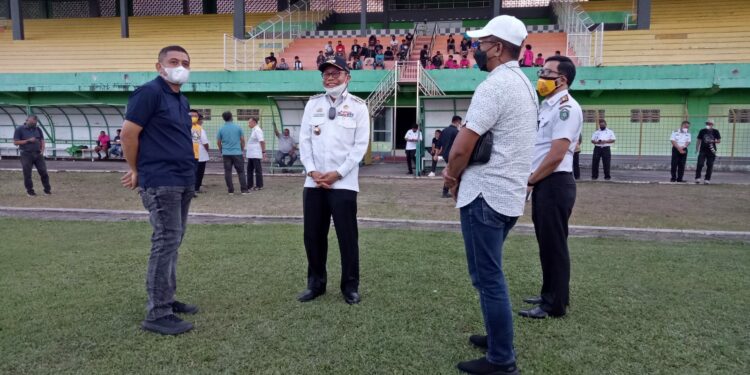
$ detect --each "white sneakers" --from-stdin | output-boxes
[428,172,436,177]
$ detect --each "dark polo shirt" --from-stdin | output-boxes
[125,76,195,189]
[13,125,44,153]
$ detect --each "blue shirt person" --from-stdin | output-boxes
[120,45,198,336]
[216,111,248,194]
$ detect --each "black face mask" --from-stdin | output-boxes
[599,126,606,130]
[474,48,489,72]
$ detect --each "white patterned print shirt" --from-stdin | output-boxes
[456,61,539,217]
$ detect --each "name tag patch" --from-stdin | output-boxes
[337,111,355,118]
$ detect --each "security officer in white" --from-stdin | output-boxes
[670,120,691,182]
[591,119,616,180]
[297,56,370,305]
[521,55,582,319]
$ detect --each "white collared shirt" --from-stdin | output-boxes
[404,129,422,150]
[592,128,616,147]
[299,90,370,192]
[245,126,265,159]
[456,61,539,217]
[531,89,583,173]
[670,129,691,148]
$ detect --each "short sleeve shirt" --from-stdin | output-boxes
[531,90,583,173]
[457,61,539,217]
[245,127,265,159]
[217,123,244,156]
[670,130,691,149]
[125,76,195,189]
[13,125,44,152]
[698,128,721,153]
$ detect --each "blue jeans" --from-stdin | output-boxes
[460,196,518,366]
[140,185,194,321]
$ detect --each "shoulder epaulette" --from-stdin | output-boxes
[349,94,366,104]
[560,95,569,104]
[310,93,325,100]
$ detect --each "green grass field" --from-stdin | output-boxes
[1,219,748,374]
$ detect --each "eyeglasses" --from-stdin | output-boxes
[322,71,344,79]
[537,69,562,77]
[328,106,336,120]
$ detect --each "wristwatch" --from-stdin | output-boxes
[307,171,315,177]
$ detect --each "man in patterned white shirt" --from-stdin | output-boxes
[442,15,537,375]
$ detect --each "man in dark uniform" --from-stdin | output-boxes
[13,115,52,196]
[438,115,460,198]
[521,55,582,319]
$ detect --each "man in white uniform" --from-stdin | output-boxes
[297,57,370,305]
[591,119,616,180]
[521,55,583,320]
[404,123,422,174]
[670,120,691,182]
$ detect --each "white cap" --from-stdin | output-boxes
[466,15,528,46]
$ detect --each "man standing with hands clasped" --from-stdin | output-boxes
[297,57,369,305]
[670,120,691,182]
[591,119,615,180]
[520,55,582,320]
[442,15,537,375]
[120,46,198,335]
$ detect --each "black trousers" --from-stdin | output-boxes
[222,155,247,193]
[572,151,580,179]
[20,151,51,194]
[670,148,688,181]
[303,188,359,294]
[591,146,611,179]
[695,151,716,181]
[246,158,264,188]
[405,149,416,173]
[195,161,206,191]
[532,172,576,316]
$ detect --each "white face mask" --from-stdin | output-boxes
[162,65,190,85]
[681,128,688,133]
[324,83,347,98]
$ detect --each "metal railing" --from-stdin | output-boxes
[223,0,333,71]
[552,0,604,67]
[366,69,397,118]
[417,64,445,97]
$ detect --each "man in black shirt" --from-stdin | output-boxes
[695,119,721,184]
[13,115,52,196]
[419,44,430,67]
[438,115,461,198]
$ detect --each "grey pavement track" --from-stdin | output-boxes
[1,206,748,243]
[1,159,750,184]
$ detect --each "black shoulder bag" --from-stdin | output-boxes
[468,130,493,165]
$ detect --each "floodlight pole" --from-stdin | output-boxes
[10,0,24,40]
[493,0,501,17]
[360,0,367,37]
[234,0,245,39]
[636,0,651,30]
[119,0,129,38]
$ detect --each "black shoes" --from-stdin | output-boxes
[172,301,199,315]
[141,314,193,335]
[518,306,550,319]
[469,334,488,350]
[297,289,325,302]
[522,296,543,305]
[457,357,519,375]
[343,291,361,305]
[27,191,37,197]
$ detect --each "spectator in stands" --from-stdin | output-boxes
[405,31,414,45]
[445,55,458,69]
[425,61,436,70]
[276,58,289,70]
[460,37,471,54]
[316,51,327,67]
[591,119,616,180]
[522,44,534,67]
[373,52,385,69]
[120,45,196,335]
[399,39,409,60]
[95,130,110,160]
[350,40,362,61]
[245,117,265,190]
[384,46,395,61]
[273,123,298,170]
[555,50,562,56]
[438,115,461,197]
[217,111,248,194]
[293,56,303,70]
[351,56,363,70]
[335,40,346,57]
[390,34,399,49]
[369,34,377,48]
[432,51,444,69]
[460,53,471,69]
[374,39,384,54]
[364,47,375,67]
[404,123,422,174]
[13,114,52,196]
[266,52,278,69]
[695,119,721,184]
[110,129,123,157]
[670,120,691,182]
[264,58,274,71]
[535,53,545,67]
[447,34,456,54]
[324,41,334,57]
[420,44,430,67]
[190,110,209,193]
[360,43,371,61]
[428,129,442,177]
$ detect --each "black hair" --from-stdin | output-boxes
[452,115,462,123]
[412,123,419,128]
[525,44,532,50]
[555,50,561,55]
[26,114,38,121]
[436,129,442,133]
[682,120,691,125]
[189,109,203,120]
[222,111,233,122]
[599,119,607,125]
[545,55,577,87]
[249,116,259,123]
[158,45,189,62]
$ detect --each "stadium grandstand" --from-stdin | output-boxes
[1,0,749,172]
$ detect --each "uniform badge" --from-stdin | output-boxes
[313,125,321,135]
[343,105,349,110]
[560,109,570,121]
[316,108,323,112]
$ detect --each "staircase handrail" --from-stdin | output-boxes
[552,0,603,67]
[366,68,397,117]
